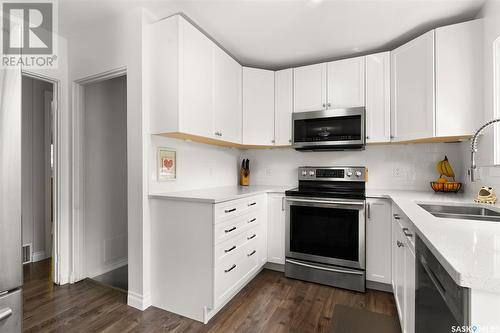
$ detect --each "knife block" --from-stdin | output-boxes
[240,169,250,186]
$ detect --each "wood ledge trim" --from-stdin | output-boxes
[156,132,472,149]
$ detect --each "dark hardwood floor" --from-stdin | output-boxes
[23,259,397,332]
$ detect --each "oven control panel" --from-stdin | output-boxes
[299,167,366,182]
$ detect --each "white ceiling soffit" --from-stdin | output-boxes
[59,0,485,70]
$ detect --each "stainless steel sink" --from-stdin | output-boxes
[418,203,500,222]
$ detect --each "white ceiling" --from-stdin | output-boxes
[59,0,484,69]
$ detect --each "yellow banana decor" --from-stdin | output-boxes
[436,156,455,180]
[431,156,462,193]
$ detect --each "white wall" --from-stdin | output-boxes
[68,8,153,309]
[242,143,465,191]
[21,77,53,261]
[149,136,240,193]
[84,76,128,278]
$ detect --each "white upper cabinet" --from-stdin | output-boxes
[391,30,435,142]
[178,18,215,138]
[293,63,327,112]
[242,67,275,145]
[366,198,392,284]
[327,56,365,108]
[366,52,391,143]
[435,20,483,137]
[274,69,293,145]
[214,47,242,143]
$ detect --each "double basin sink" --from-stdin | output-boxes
[418,203,500,222]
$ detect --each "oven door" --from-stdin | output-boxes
[285,197,365,270]
[292,107,365,150]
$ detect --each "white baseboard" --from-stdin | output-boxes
[128,291,152,311]
[33,251,49,262]
[88,257,128,279]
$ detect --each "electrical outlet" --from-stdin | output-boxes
[393,167,403,178]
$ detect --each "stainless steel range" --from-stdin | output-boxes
[284,166,367,292]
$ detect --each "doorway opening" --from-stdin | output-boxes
[81,74,128,292]
[21,74,55,282]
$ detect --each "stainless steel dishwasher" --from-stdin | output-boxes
[416,237,470,333]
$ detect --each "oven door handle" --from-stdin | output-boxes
[286,259,364,275]
[285,197,365,208]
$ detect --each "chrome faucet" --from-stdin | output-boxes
[469,118,500,182]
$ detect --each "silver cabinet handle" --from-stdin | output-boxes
[327,102,331,108]
[224,226,236,233]
[248,202,256,207]
[224,245,236,253]
[402,228,413,238]
[397,240,404,248]
[0,308,12,321]
[248,218,257,224]
[366,136,370,140]
[366,203,371,219]
[247,250,256,257]
[288,139,292,143]
[390,135,395,139]
[393,214,401,220]
[224,264,236,273]
[281,196,285,211]
[271,139,275,144]
[322,103,326,108]
[224,208,236,213]
[247,234,256,240]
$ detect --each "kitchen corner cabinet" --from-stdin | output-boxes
[146,15,242,143]
[242,67,275,145]
[274,69,293,146]
[391,30,435,142]
[391,207,415,333]
[267,193,286,265]
[366,52,391,143]
[366,198,392,284]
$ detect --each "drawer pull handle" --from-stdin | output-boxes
[224,245,236,253]
[224,208,236,213]
[397,240,404,248]
[247,250,256,257]
[248,202,256,207]
[247,234,256,240]
[224,264,236,273]
[0,307,12,321]
[248,218,257,224]
[224,226,236,233]
[393,214,401,220]
[402,228,413,238]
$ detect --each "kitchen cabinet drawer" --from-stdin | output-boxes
[214,241,259,306]
[214,195,264,223]
[214,212,260,245]
[214,226,259,267]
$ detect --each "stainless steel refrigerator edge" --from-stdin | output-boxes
[0,67,23,332]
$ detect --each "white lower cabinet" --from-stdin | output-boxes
[392,207,416,333]
[267,193,286,265]
[366,198,392,284]
[150,193,267,323]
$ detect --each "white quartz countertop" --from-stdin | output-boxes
[151,185,500,292]
[368,189,500,293]
[149,185,289,203]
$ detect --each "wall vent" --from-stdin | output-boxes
[22,244,32,264]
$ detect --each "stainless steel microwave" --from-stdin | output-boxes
[292,107,366,151]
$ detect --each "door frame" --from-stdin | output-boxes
[71,67,127,282]
[21,70,61,284]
